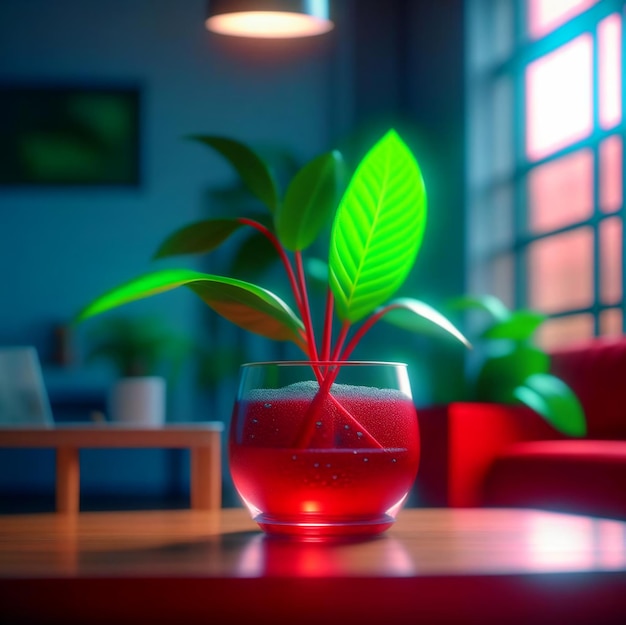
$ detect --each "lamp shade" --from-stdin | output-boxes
[206,0,334,38]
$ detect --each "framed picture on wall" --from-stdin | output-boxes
[0,84,141,186]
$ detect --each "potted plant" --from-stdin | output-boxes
[448,294,585,436]
[415,294,586,508]
[76,129,470,536]
[84,315,188,425]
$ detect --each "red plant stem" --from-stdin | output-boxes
[236,219,384,450]
[237,218,304,312]
[295,252,319,362]
[338,306,389,361]
[321,288,334,362]
[293,365,384,449]
[293,318,384,450]
[331,321,351,361]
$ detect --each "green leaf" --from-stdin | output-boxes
[189,135,279,213]
[481,310,547,341]
[75,269,306,351]
[329,130,427,323]
[276,150,344,251]
[380,298,471,348]
[153,218,244,260]
[475,344,550,403]
[513,373,587,437]
[228,231,279,281]
[447,295,511,322]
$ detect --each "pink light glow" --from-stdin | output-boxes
[528,0,599,39]
[600,308,623,336]
[600,135,623,212]
[538,314,594,350]
[526,36,593,160]
[528,149,593,233]
[528,227,594,313]
[598,14,622,129]
[600,217,622,305]
[526,514,626,569]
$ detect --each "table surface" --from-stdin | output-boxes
[0,507,625,624]
[0,422,224,447]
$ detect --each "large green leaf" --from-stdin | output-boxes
[189,135,279,213]
[481,310,547,341]
[75,269,306,351]
[276,150,344,251]
[380,298,471,348]
[475,344,550,403]
[329,130,427,323]
[153,218,244,259]
[514,373,587,437]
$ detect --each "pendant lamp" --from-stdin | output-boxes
[206,0,334,38]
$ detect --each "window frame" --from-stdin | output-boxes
[466,0,626,347]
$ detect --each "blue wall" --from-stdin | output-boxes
[0,0,340,376]
[0,0,345,505]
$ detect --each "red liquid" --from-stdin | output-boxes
[229,386,420,536]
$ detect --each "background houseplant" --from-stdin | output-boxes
[449,295,586,437]
[84,314,188,424]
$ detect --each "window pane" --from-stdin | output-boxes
[492,253,515,309]
[538,314,595,350]
[492,78,514,177]
[600,135,623,213]
[599,14,622,130]
[600,217,622,305]
[528,228,594,313]
[600,308,622,336]
[528,149,593,233]
[472,184,514,254]
[528,0,599,39]
[525,36,593,160]
[468,253,515,311]
[493,0,515,63]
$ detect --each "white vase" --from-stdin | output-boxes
[110,376,166,426]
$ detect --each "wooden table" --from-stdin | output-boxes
[0,507,624,624]
[0,423,223,513]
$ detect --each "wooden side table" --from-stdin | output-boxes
[0,423,223,513]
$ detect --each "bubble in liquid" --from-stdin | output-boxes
[264,403,272,409]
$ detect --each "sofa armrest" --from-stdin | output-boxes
[416,402,562,507]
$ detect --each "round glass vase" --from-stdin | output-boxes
[229,361,420,538]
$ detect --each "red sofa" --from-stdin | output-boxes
[416,337,626,519]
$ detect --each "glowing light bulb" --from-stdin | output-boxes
[206,11,333,38]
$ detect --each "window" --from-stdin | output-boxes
[467,0,625,350]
